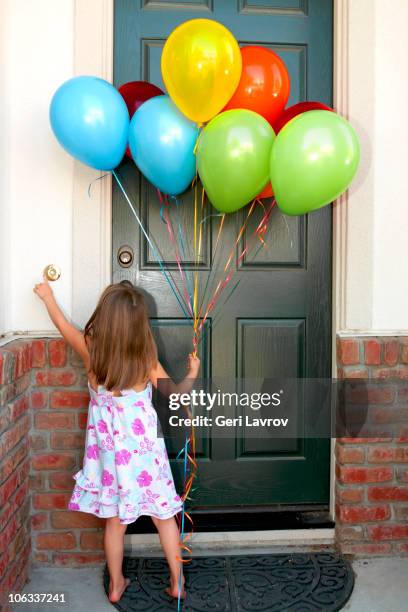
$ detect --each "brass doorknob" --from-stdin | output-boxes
[43,264,61,282]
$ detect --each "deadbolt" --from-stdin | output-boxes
[117,245,134,268]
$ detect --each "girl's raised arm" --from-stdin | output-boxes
[149,355,200,396]
[33,278,89,369]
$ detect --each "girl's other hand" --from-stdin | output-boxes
[33,276,53,302]
[187,353,200,377]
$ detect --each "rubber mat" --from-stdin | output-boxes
[103,552,354,611]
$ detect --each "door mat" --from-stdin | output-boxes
[103,552,354,611]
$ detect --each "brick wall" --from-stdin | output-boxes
[1,335,407,604]
[0,338,104,610]
[336,336,408,555]
[0,342,31,611]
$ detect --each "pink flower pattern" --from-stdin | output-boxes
[86,444,100,460]
[101,469,114,486]
[68,381,183,524]
[137,470,152,487]
[131,418,145,436]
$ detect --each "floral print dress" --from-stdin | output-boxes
[68,381,183,524]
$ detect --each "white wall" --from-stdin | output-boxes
[340,0,408,332]
[0,0,407,337]
[0,0,74,335]
[372,0,408,330]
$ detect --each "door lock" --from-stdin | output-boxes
[117,245,134,268]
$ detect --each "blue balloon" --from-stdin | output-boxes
[128,95,198,195]
[50,76,129,171]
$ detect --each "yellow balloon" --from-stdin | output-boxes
[161,19,242,125]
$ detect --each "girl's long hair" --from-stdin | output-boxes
[84,281,157,391]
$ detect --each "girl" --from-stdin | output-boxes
[34,279,200,603]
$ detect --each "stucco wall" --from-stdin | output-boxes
[0,0,407,336]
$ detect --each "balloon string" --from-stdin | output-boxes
[195,213,226,326]
[159,195,194,317]
[112,171,190,318]
[197,198,274,335]
[196,200,256,333]
[87,173,110,198]
[192,187,206,351]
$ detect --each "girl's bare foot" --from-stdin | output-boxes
[165,576,186,599]
[109,577,130,603]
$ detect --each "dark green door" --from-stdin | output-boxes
[113,1,333,515]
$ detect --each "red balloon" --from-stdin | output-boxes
[224,46,290,125]
[118,81,164,158]
[273,101,334,134]
[257,182,274,200]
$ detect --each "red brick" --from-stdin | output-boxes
[395,506,408,521]
[336,487,364,503]
[30,390,48,409]
[368,446,408,463]
[50,391,89,409]
[31,513,48,530]
[368,486,408,501]
[337,338,360,366]
[401,339,408,364]
[29,434,47,451]
[372,367,408,380]
[53,552,105,566]
[78,412,89,429]
[0,460,29,506]
[0,415,30,460]
[337,437,393,444]
[9,396,29,420]
[397,467,408,482]
[49,472,75,490]
[336,525,364,541]
[34,552,49,563]
[36,532,76,550]
[336,446,365,464]
[340,543,392,555]
[51,511,103,529]
[341,368,369,379]
[35,369,76,387]
[347,386,395,405]
[0,440,27,484]
[31,453,75,471]
[80,531,104,550]
[370,406,408,424]
[367,524,408,540]
[34,411,76,430]
[33,493,71,510]
[29,473,46,491]
[337,504,390,523]
[48,339,67,367]
[32,340,46,367]
[395,543,408,554]
[364,340,381,365]
[50,432,85,450]
[397,428,408,443]
[383,340,400,366]
[337,466,393,484]
[8,343,28,379]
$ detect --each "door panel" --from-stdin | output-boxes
[113,0,333,511]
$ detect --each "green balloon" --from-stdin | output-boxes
[270,110,360,216]
[197,109,275,213]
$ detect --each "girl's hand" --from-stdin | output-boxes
[33,277,53,302]
[187,353,200,377]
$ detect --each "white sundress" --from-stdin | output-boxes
[68,381,183,524]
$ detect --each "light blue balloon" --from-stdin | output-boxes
[50,76,129,171]
[128,95,198,195]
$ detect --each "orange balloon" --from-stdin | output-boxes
[224,46,290,125]
[257,182,274,200]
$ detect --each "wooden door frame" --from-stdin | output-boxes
[72,0,352,524]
